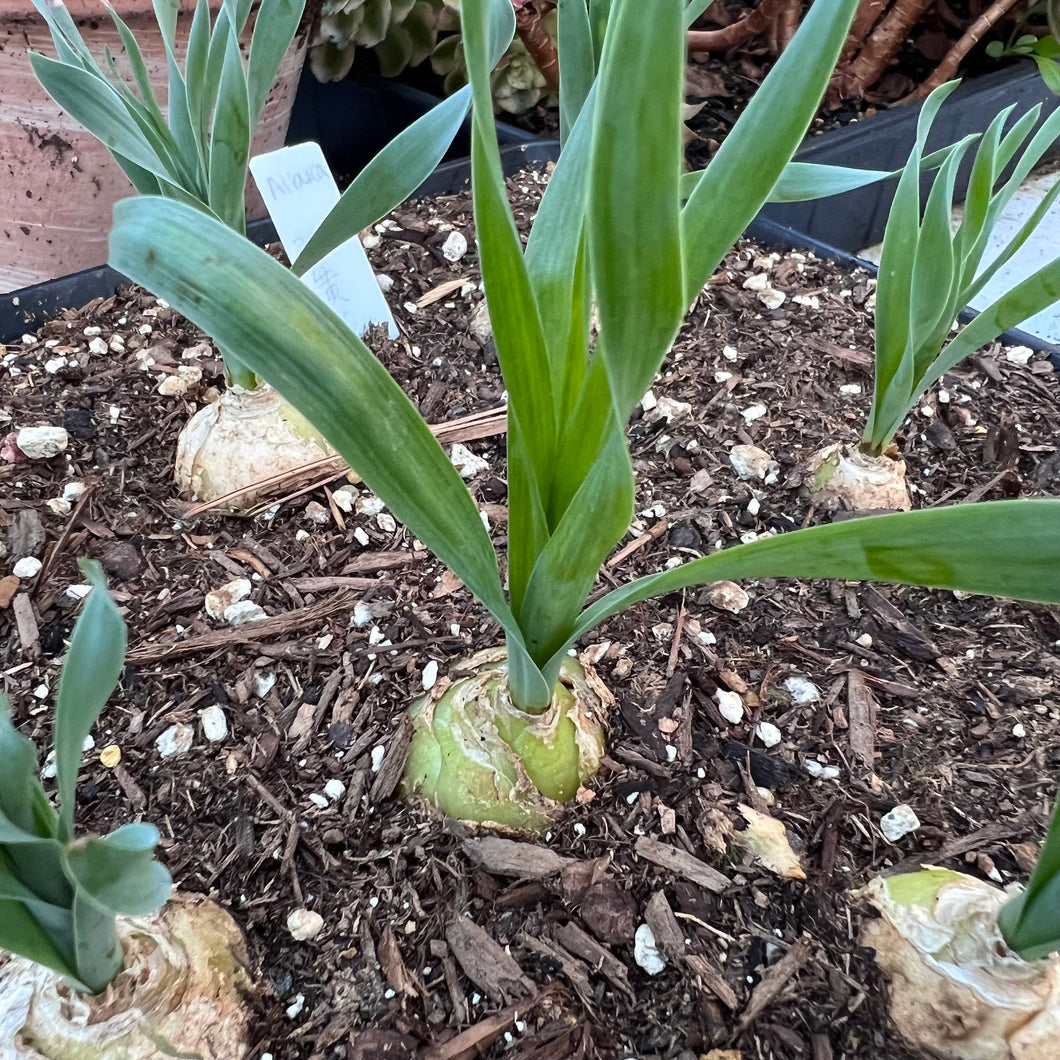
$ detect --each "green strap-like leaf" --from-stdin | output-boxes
[547,500,1060,674]
[681,0,860,302]
[523,82,595,425]
[865,84,960,453]
[64,825,171,918]
[0,896,79,986]
[247,0,304,125]
[0,698,56,840]
[556,0,594,142]
[999,793,1060,959]
[519,427,634,672]
[54,561,127,843]
[917,255,1060,398]
[70,888,123,994]
[589,0,685,422]
[207,25,252,232]
[293,88,473,273]
[463,0,556,631]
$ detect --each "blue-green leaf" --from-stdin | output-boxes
[54,561,127,843]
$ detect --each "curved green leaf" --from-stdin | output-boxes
[999,793,1060,959]
[589,0,685,421]
[54,561,127,843]
[293,87,473,273]
[109,197,521,651]
[681,0,860,302]
[547,500,1060,674]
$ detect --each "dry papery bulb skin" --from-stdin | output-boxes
[0,894,253,1060]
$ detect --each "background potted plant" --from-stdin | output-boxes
[0,0,307,294]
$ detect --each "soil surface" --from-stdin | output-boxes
[2,169,1060,1060]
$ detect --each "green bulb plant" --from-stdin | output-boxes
[28,0,329,505]
[0,561,250,1060]
[862,794,1060,1059]
[805,80,1060,512]
[110,0,1060,831]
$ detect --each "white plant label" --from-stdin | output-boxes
[249,141,398,339]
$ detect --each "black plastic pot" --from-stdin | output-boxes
[756,64,1060,252]
[286,67,537,181]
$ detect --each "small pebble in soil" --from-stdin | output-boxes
[634,923,667,975]
[449,442,490,479]
[441,230,468,262]
[783,675,820,705]
[15,425,69,459]
[716,690,744,725]
[304,501,330,525]
[253,671,276,698]
[199,705,228,742]
[285,993,306,1019]
[12,556,42,579]
[356,494,385,517]
[308,793,329,809]
[352,601,373,627]
[653,396,692,424]
[156,723,194,758]
[740,404,767,424]
[224,600,268,626]
[804,759,841,780]
[757,288,786,310]
[371,745,386,772]
[707,580,750,614]
[1012,722,1027,738]
[1004,345,1034,365]
[331,484,357,512]
[324,778,346,801]
[205,578,251,621]
[880,804,921,842]
[755,721,782,748]
[422,659,439,690]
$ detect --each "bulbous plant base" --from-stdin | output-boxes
[0,892,252,1059]
[803,442,912,512]
[862,869,1060,1059]
[400,648,611,832]
[175,382,341,505]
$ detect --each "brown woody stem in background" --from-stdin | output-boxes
[900,0,1027,101]
[769,0,801,54]
[514,0,560,93]
[829,0,936,101]
[686,0,791,51]
[839,0,894,65]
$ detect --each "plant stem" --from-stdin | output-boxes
[220,347,260,390]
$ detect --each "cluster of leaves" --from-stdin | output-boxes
[987,0,1060,94]
[30,0,304,388]
[0,562,170,995]
[864,80,1060,454]
[111,0,1060,726]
